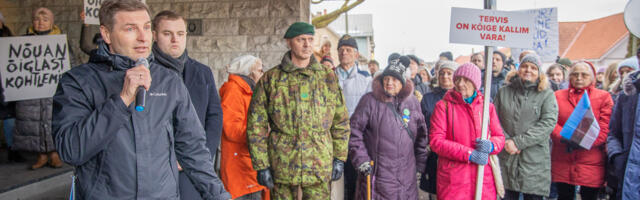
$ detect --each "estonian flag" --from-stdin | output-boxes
[559,91,600,150]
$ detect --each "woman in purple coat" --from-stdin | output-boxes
[348,61,429,199]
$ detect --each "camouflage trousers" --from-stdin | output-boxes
[271,182,330,200]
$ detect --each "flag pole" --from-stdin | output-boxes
[475,0,496,199]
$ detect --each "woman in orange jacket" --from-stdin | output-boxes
[219,55,268,200]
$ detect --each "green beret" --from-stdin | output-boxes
[284,22,315,39]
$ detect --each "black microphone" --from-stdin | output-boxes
[134,58,149,112]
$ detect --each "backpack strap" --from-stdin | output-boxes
[385,102,415,141]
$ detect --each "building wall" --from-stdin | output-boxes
[0,0,310,87]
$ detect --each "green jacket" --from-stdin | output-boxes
[247,51,350,186]
[494,73,558,196]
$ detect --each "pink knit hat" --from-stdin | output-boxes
[454,62,482,90]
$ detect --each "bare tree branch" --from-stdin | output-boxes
[312,0,364,29]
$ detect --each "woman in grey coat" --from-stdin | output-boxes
[13,7,63,169]
[494,54,559,199]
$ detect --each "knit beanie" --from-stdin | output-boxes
[228,55,260,76]
[381,62,406,86]
[493,51,506,66]
[618,57,639,76]
[388,53,401,64]
[438,60,459,74]
[520,54,542,76]
[398,56,411,70]
[454,63,482,90]
[407,55,420,65]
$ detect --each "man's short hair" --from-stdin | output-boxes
[471,52,483,59]
[368,60,379,66]
[99,0,150,30]
[152,10,187,31]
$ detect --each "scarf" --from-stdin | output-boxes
[464,90,477,104]
[152,43,188,78]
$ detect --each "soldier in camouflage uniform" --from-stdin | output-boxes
[247,22,351,199]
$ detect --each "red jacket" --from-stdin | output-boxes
[219,74,269,199]
[551,85,613,188]
[430,90,505,200]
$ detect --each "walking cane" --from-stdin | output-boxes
[367,161,374,200]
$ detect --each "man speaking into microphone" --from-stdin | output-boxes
[51,0,230,199]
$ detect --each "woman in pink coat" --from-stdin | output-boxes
[429,63,506,200]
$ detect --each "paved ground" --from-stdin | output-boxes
[0,149,72,200]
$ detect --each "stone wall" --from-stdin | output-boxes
[0,0,310,87]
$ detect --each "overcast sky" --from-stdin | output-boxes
[311,0,631,66]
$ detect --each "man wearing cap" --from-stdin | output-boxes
[557,57,572,71]
[335,34,372,115]
[334,34,371,200]
[247,22,350,199]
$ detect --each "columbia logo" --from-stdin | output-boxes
[149,92,167,96]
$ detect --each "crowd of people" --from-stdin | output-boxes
[1,0,640,200]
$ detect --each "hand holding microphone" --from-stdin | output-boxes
[120,58,151,109]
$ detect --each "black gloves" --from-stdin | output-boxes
[561,139,582,152]
[331,158,344,181]
[257,168,274,189]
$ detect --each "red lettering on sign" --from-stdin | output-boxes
[479,15,509,23]
[456,23,469,30]
[480,33,505,41]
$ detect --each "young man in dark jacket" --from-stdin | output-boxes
[51,0,230,199]
[151,10,224,200]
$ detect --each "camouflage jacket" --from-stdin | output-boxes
[247,51,350,186]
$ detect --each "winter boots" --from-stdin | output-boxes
[31,151,63,169]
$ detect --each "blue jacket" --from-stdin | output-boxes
[52,42,230,200]
[336,63,372,116]
[607,70,640,200]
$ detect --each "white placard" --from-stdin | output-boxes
[0,35,71,102]
[84,0,146,25]
[511,8,559,62]
[450,7,535,48]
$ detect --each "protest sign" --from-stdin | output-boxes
[559,92,600,150]
[450,7,535,48]
[511,8,559,62]
[84,0,146,25]
[0,35,71,102]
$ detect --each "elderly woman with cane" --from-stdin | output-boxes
[429,63,505,200]
[348,60,429,199]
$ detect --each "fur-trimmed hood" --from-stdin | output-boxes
[372,75,415,102]
[505,70,549,92]
[623,70,640,96]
